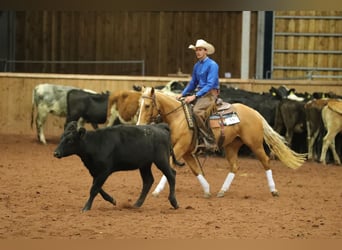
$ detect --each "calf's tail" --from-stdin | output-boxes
[31,88,36,129]
[171,145,185,167]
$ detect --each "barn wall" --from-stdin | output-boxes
[0,73,341,139]
[272,10,342,79]
[11,11,257,79]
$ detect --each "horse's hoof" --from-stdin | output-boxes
[203,192,211,198]
[217,190,225,198]
[152,191,160,197]
[271,190,279,197]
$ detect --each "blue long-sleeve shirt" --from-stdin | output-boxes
[181,57,219,98]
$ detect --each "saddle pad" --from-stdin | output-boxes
[210,112,240,128]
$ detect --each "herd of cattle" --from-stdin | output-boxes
[32,81,342,166]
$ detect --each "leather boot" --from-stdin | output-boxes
[193,111,217,152]
[197,128,217,152]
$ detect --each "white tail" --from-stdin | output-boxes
[262,116,307,169]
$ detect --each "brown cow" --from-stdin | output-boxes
[106,90,142,126]
[320,100,342,165]
[106,88,185,168]
[304,98,331,161]
[274,99,307,150]
[106,84,183,126]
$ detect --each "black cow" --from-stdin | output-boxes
[274,99,307,153]
[269,86,313,102]
[219,85,281,127]
[54,121,179,211]
[269,86,342,155]
[214,86,282,156]
[66,89,110,128]
[155,80,188,95]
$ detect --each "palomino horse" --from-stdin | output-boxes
[137,87,306,198]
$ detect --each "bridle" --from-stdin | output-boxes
[141,92,184,124]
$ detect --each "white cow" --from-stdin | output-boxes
[31,83,96,144]
[31,84,77,144]
[158,80,187,97]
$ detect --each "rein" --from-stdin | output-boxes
[141,93,183,123]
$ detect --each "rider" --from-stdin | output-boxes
[177,39,219,151]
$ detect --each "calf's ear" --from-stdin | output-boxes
[78,127,86,138]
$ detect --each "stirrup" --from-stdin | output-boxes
[197,138,217,152]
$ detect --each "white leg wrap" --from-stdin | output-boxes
[221,172,235,192]
[266,169,276,192]
[197,174,210,194]
[153,175,167,194]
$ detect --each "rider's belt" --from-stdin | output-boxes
[196,89,219,98]
[210,89,219,97]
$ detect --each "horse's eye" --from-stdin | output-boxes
[145,104,150,109]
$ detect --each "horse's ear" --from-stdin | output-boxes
[132,84,142,92]
[151,87,155,96]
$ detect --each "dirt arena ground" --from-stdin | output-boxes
[1,133,341,239]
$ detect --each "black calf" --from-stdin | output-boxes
[54,121,178,211]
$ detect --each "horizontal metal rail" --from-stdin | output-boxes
[274,32,342,37]
[4,59,145,64]
[311,74,342,79]
[270,75,342,80]
[274,49,342,54]
[275,16,342,20]
[273,66,342,71]
[268,70,342,80]
[1,59,145,75]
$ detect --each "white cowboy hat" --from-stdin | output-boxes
[188,39,215,55]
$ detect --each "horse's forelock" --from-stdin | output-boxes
[142,86,151,94]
